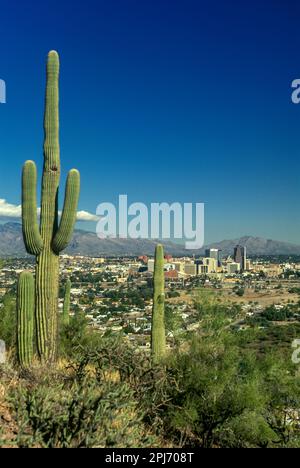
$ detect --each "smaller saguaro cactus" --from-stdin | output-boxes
[151,244,166,363]
[17,272,34,367]
[63,279,71,326]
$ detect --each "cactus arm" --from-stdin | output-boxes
[22,161,44,255]
[52,169,80,253]
[151,244,166,363]
[17,271,35,367]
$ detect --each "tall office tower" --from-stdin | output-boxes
[205,248,221,267]
[233,245,247,271]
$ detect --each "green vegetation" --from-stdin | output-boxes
[235,287,245,297]
[0,293,16,349]
[164,304,184,340]
[289,287,300,294]
[194,288,241,323]
[262,305,294,322]
[63,279,71,326]
[1,274,300,447]
[103,286,152,308]
[160,338,299,447]
[246,303,300,328]
[1,319,300,448]
[151,244,166,363]
[238,323,300,357]
[16,272,34,368]
[8,350,157,448]
[20,51,80,363]
[166,290,180,298]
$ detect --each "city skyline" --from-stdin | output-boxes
[0,1,300,245]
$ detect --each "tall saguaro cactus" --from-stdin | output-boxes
[151,244,166,363]
[21,51,80,362]
[63,279,71,326]
[17,272,34,368]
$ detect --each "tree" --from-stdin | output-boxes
[0,293,16,349]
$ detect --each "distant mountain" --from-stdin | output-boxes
[0,223,300,257]
[0,223,189,257]
[0,223,25,257]
[201,235,300,256]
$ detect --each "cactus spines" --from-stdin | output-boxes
[63,279,71,326]
[21,51,80,362]
[17,272,34,368]
[151,244,166,363]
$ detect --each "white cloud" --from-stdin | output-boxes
[76,210,100,222]
[0,199,99,222]
[0,199,22,217]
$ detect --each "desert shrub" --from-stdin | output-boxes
[167,291,180,298]
[59,311,94,358]
[0,293,16,351]
[57,335,171,440]
[259,353,300,447]
[4,335,162,448]
[3,313,300,449]
[193,288,241,323]
[164,305,184,339]
[149,335,268,448]
[235,288,245,297]
[140,331,300,448]
[261,305,294,322]
[9,361,157,448]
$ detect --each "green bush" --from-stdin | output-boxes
[142,332,300,448]
[0,293,16,350]
[9,352,157,448]
[235,288,245,297]
[261,305,294,322]
[59,311,91,358]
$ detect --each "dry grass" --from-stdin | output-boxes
[168,284,300,309]
[222,288,300,307]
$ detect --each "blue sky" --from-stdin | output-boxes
[0,0,299,244]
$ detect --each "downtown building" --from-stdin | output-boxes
[233,245,247,271]
[205,248,221,267]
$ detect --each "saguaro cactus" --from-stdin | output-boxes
[63,279,71,326]
[21,51,80,362]
[17,272,34,367]
[151,244,166,362]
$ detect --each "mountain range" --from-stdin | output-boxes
[0,222,300,258]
